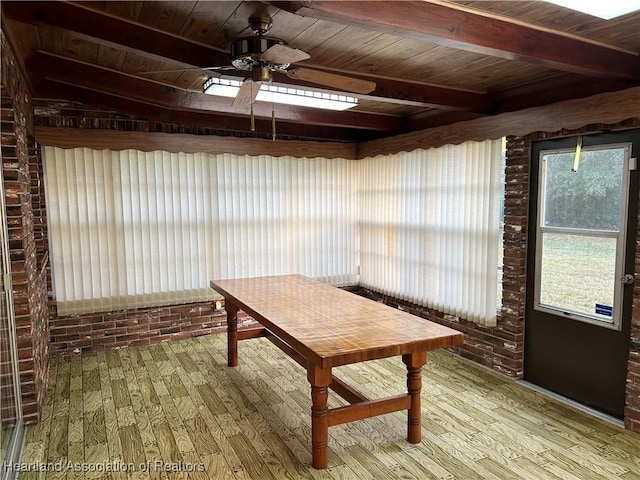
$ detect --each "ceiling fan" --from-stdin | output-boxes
[225,16,376,107]
[143,16,377,108]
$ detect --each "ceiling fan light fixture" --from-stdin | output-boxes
[204,77,359,111]
[252,66,272,83]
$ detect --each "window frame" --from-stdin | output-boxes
[532,142,632,330]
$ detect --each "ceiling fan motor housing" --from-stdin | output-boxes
[231,36,288,70]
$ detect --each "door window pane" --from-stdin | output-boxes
[543,149,624,230]
[539,233,616,320]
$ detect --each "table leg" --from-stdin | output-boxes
[402,351,427,444]
[226,301,239,367]
[307,365,333,469]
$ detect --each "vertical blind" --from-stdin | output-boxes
[43,140,501,325]
[43,148,359,315]
[359,141,502,325]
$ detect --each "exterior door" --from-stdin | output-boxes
[525,130,639,418]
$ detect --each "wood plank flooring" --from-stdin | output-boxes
[19,333,640,479]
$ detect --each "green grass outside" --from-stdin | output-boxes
[539,232,616,317]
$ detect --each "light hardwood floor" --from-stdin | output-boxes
[18,333,640,479]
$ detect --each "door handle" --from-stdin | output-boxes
[622,274,635,285]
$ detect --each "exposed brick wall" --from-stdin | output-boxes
[1,31,50,424]
[49,301,242,355]
[33,99,329,142]
[48,300,262,356]
[358,289,526,376]
[30,141,47,269]
[35,100,225,136]
[627,189,640,432]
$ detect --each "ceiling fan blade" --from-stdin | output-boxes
[136,66,235,75]
[261,44,310,64]
[286,68,376,94]
[233,79,261,108]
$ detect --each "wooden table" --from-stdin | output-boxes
[210,275,464,469]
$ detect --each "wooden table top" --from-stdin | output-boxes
[211,275,464,368]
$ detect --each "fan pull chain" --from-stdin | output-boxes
[249,81,256,132]
[271,104,276,141]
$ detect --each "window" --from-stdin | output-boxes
[534,144,631,328]
[359,140,503,326]
[44,140,503,325]
[43,148,359,315]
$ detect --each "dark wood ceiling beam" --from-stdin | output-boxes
[348,77,488,112]
[30,52,399,131]
[490,74,638,113]
[2,1,229,69]
[404,110,486,132]
[272,1,640,80]
[32,80,371,143]
[1,0,490,112]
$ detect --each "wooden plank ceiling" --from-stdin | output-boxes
[2,0,639,142]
